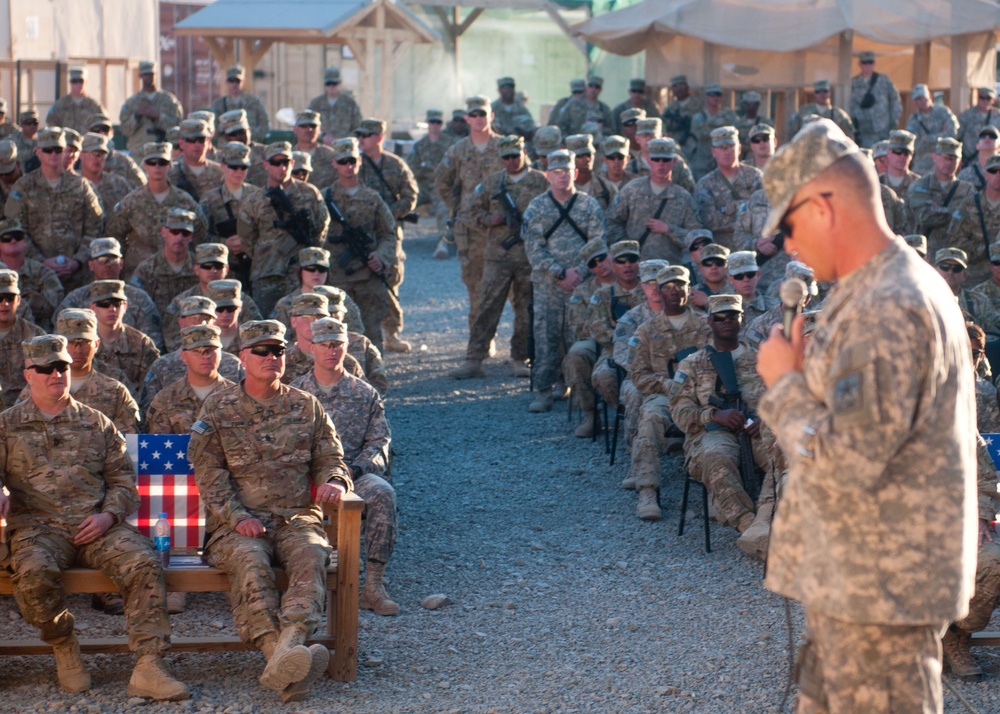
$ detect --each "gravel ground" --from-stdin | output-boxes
[2,221,999,713]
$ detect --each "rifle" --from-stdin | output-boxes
[756,232,785,267]
[705,347,761,503]
[265,186,316,249]
[363,154,418,225]
[493,176,524,250]
[172,161,199,201]
[663,108,691,149]
[216,188,251,290]
[323,188,396,297]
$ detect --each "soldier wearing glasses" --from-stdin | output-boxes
[307,67,362,144]
[167,119,222,203]
[90,279,160,395]
[724,250,775,336]
[211,65,269,142]
[0,269,43,407]
[694,126,763,250]
[0,218,62,330]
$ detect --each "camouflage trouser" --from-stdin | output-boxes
[563,339,597,411]
[206,520,331,647]
[343,278,390,353]
[431,197,449,238]
[467,257,532,362]
[684,429,772,528]
[456,222,487,331]
[592,355,620,410]
[354,473,397,565]
[382,236,406,336]
[629,394,674,490]
[796,609,944,714]
[531,279,575,391]
[955,539,1000,633]
[8,524,170,656]
[251,275,292,320]
[620,378,642,448]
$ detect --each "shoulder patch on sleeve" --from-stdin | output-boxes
[191,419,211,435]
[673,371,688,384]
[9,189,22,201]
[129,276,144,289]
[628,335,640,347]
[589,293,601,305]
[569,294,581,304]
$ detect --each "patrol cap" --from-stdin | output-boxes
[195,243,228,264]
[331,137,360,161]
[711,126,739,147]
[465,96,491,114]
[311,317,349,343]
[904,233,928,257]
[0,218,24,240]
[704,82,723,96]
[139,60,156,75]
[240,319,286,347]
[701,243,730,262]
[647,138,676,160]
[165,208,196,232]
[656,265,690,285]
[986,154,1000,171]
[0,268,19,294]
[178,295,217,318]
[23,334,72,366]
[639,259,669,283]
[56,308,98,341]
[980,86,998,99]
[143,142,171,162]
[761,118,861,237]
[181,324,222,350]
[313,285,347,313]
[670,75,688,87]
[785,261,818,295]
[426,109,444,122]
[218,141,251,167]
[296,110,321,127]
[89,279,126,302]
[934,137,961,157]
[291,292,330,317]
[81,132,109,154]
[86,113,113,131]
[859,51,876,63]
[356,117,386,135]
[587,75,604,89]
[565,134,594,155]
[610,240,640,260]
[727,251,759,275]
[451,109,466,120]
[63,129,82,151]
[166,126,181,146]
[872,140,890,159]
[68,67,86,82]
[602,135,629,157]
[88,237,122,259]
[0,139,16,173]
[546,149,575,171]
[264,141,293,161]
[935,247,968,268]
[324,67,342,84]
[533,126,562,156]
[813,80,831,92]
[498,135,524,158]
[742,91,762,104]
[569,79,586,93]
[990,239,1000,262]
[750,124,775,139]
[979,125,1000,140]
[180,118,210,139]
[707,293,743,315]
[226,64,245,81]
[497,76,516,89]
[37,127,66,149]
[911,83,930,100]
[219,109,250,135]
[18,109,38,124]
[629,78,646,92]
[620,107,645,125]
[292,150,313,173]
[300,246,331,268]
[636,118,662,136]
[207,279,242,308]
[579,238,609,264]
[685,228,714,251]
[888,129,916,151]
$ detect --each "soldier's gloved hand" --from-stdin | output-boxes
[712,408,746,432]
[74,512,115,546]
[317,481,347,504]
[225,235,244,254]
[235,518,265,538]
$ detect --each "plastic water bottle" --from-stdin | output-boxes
[153,512,171,568]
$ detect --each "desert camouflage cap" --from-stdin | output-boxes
[636,118,661,136]
[602,135,629,157]
[859,51,875,63]
[620,107,645,125]
[979,125,1000,140]
[685,228,714,250]
[813,80,831,92]
[207,279,242,307]
[497,76,515,88]
[143,142,171,161]
[226,64,245,80]
[750,123,775,138]
[426,109,444,122]
[451,109,466,120]
[23,334,72,366]
[88,237,122,259]
[565,134,594,154]
[18,109,38,124]
[180,118,210,139]
[871,140,890,159]
[189,109,216,130]
[219,109,250,134]
[313,285,346,312]
[587,75,604,88]
[299,246,331,268]
[89,279,126,303]
[63,129,82,150]
[0,218,24,240]
[166,126,180,146]
[37,127,66,149]
[704,82,723,95]
[331,137,360,162]
[934,136,961,157]
[905,234,929,256]
[639,259,669,283]
[785,261,818,295]
[465,96,491,113]
[0,138,16,173]
[911,83,930,100]
[647,138,676,160]
[240,319,286,347]
[656,265,690,285]
[986,154,1000,171]
[195,243,228,264]
[218,141,251,167]
[533,126,562,156]
[711,126,739,147]
[264,141,292,161]
[292,151,313,173]
[139,60,156,75]
[579,238,609,264]
[888,129,916,150]
[296,109,322,127]
[498,135,524,157]
[728,250,758,274]
[700,243,731,262]
[292,292,330,317]
[0,268,19,295]
[178,295,217,318]
[165,208,196,232]
[569,79,586,93]
[81,132,109,154]
[671,75,688,86]
[981,86,998,99]
[69,67,87,82]
[86,113,112,131]
[181,323,222,350]
[56,308,98,341]
[761,118,860,237]
[610,240,640,259]
[546,149,574,171]
[629,78,646,92]
[708,293,743,315]
[311,317,348,343]
[935,247,968,268]
[742,91,762,104]
[324,66,342,84]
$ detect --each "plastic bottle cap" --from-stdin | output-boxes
[158,512,168,519]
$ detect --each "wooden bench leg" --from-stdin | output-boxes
[329,494,363,682]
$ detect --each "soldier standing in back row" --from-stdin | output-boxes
[406,109,455,258]
[906,84,959,176]
[167,119,223,203]
[308,67,362,145]
[491,77,536,139]
[786,80,855,139]
[689,83,738,180]
[46,68,107,134]
[211,65,269,142]
[118,62,184,156]
[849,51,902,148]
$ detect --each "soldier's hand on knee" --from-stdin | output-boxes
[316,481,347,504]
[74,512,115,545]
[235,518,265,538]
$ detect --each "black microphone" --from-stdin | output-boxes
[779,277,808,338]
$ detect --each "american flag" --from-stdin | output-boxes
[984,433,1000,470]
[125,434,205,550]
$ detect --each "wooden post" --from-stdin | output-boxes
[912,41,931,89]
[836,31,853,114]
[330,493,363,682]
[951,33,972,114]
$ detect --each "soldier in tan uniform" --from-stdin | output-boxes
[724,250,776,335]
[270,248,363,338]
[406,109,455,257]
[128,207,199,314]
[694,126,763,250]
[599,135,638,189]
[46,68,107,134]
[906,84,959,176]
[744,124,776,171]
[211,65,269,142]
[290,110,336,190]
[90,280,160,395]
[79,132,132,213]
[207,279,245,355]
[756,118,977,713]
[308,67,362,145]
[61,129,82,172]
[0,139,21,205]
[0,269,44,406]
[118,61,184,156]
[849,51,902,148]
[323,290,388,394]
[557,75,613,139]
[84,113,146,189]
[167,119,223,203]
[216,109,268,189]
[566,133,616,210]
[189,319,353,701]
[689,83,738,179]
[492,77,536,139]
[934,247,1000,338]
[0,218,63,330]
[956,124,998,191]
[1,334,189,700]
[786,80,854,139]
[907,137,974,257]
[280,292,327,384]
[881,129,921,201]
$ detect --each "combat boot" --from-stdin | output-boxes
[52,635,91,692]
[166,591,187,614]
[510,359,530,378]
[281,644,330,703]
[737,503,773,560]
[942,626,982,680]
[91,591,124,615]
[450,360,484,379]
[574,410,597,438]
[383,333,412,353]
[433,237,450,259]
[127,654,190,701]
[259,625,313,691]
[359,562,400,616]
[552,378,570,401]
[636,487,661,521]
[620,475,636,490]
[528,389,553,413]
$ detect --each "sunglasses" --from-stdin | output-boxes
[183,137,207,144]
[336,157,358,166]
[606,153,626,161]
[777,191,832,239]
[689,241,711,253]
[501,155,522,161]
[297,124,318,130]
[587,83,601,89]
[814,89,830,94]
[216,305,239,313]
[649,156,674,163]
[93,256,120,265]
[302,265,329,273]
[750,137,770,144]
[860,60,875,64]
[890,149,910,156]
[325,81,340,87]
[226,164,249,171]
[29,362,69,375]
[427,119,443,125]
[974,349,986,358]
[22,120,38,126]
[355,132,375,139]
[575,152,592,159]
[268,158,290,167]
[466,111,486,118]
[0,233,25,243]
[94,298,123,308]
[168,229,193,237]
[198,262,224,271]
[249,344,285,357]
[711,313,741,322]
[987,168,1000,175]
[991,260,1000,266]
[939,263,965,273]
[0,293,16,303]
[731,271,758,281]
[41,147,64,154]
[622,120,637,127]
[145,159,170,167]
[629,88,644,94]
[586,254,608,269]
[226,77,241,83]
[980,134,998,140]
[701,258,726,268]
[614,255,639,264]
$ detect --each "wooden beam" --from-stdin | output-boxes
[912,41,931,88]
[432,5,457,48]
[543,4,587,58]
[455,8,484,37]
[836,30,853,111]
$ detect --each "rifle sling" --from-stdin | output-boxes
[362,154,398,204]
[637,195,669,247]
[705,345,742,403]
[976,191,992,258]
[543,192,587,242]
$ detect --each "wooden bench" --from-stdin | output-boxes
[0,494,364,682]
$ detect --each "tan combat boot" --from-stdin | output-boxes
[636,487,661,521]
[552,379,569,401]
[91,591,124,615]
[735,511,756,533]
[127,654,190,701]
[259,625,313,691]
[574,410,597,438]
[166,591,187,614]
[510,359,530,378]
[942,626,982,680]
[450,359,484,379]
[383,333,412,353]
[528,389,553,413]
[360,561,400,616]
[281,644,330,703]
[52,635,91,693]
[736,503,773,560]
[620,475,637,490]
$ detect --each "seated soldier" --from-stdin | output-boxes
[724,250,777,337]
[668,294,777,538]
[0,268,44,407]
[271,247,364,340]
[0,218,62,330]
[744,261,819,349]
[326,287,388,395]
[290,317,399,615]
[206,279,246,355]
[128,208,199,316]
[189,320,354,701]
[689,243,730,309]
[90,280,160,396]
[903,233,929,261]
[281,292,367,386]
[1,335,189,700]
[969,323,1000,432]
[935,247,1000,339]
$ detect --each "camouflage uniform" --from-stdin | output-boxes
[907,175,974,256]
[0,257,63,330]
[663,95,704,157]
[118,90,183,155]
[464,167,549,362]
[167,160,224,204]
[957,162,988,192]
[0,317,45,407]
[271,287,365,339]
[211,95,269,142]
[567,276,612,342]
[556,97,613,138]
[306,94,362,141]
[95,325,160,396]
[971,277,1000,316]
[58,283,163,351]
[90,171,133,214]
[906,106,959,176]
[491,99,536,137]
[17,369,139,433]
[301,144,336,191]
[975,376,1000,433]
[188,382,352,648]
[405,133,455,238]
[576,174,617,212]
[786,103,854,139]
[290,371,395,564]
[47,95,106,134]
[145,374,233,435]
[882,170,922,204]
[348,330,388,395]
[105,150,146,190]
[139,349,243,414]
[947,190,1000,285]
[523,189,606,391]
[849,72,902,148]
[200,182,263,242]
[611,99,660,135]
[694,165,763,250]
[107,186,208,276]
[759,238,976,713]
[688,108,738,179]
[627,153,696,196]
[959,287,1000,338]
[2,398,171,656]
[606,178,701,264]
[879,183,907,234]
[128,251,198,316]
[734,189,787,292]
[957,106,1000,162]
[161,287,263,353]
[612,300,658,446]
